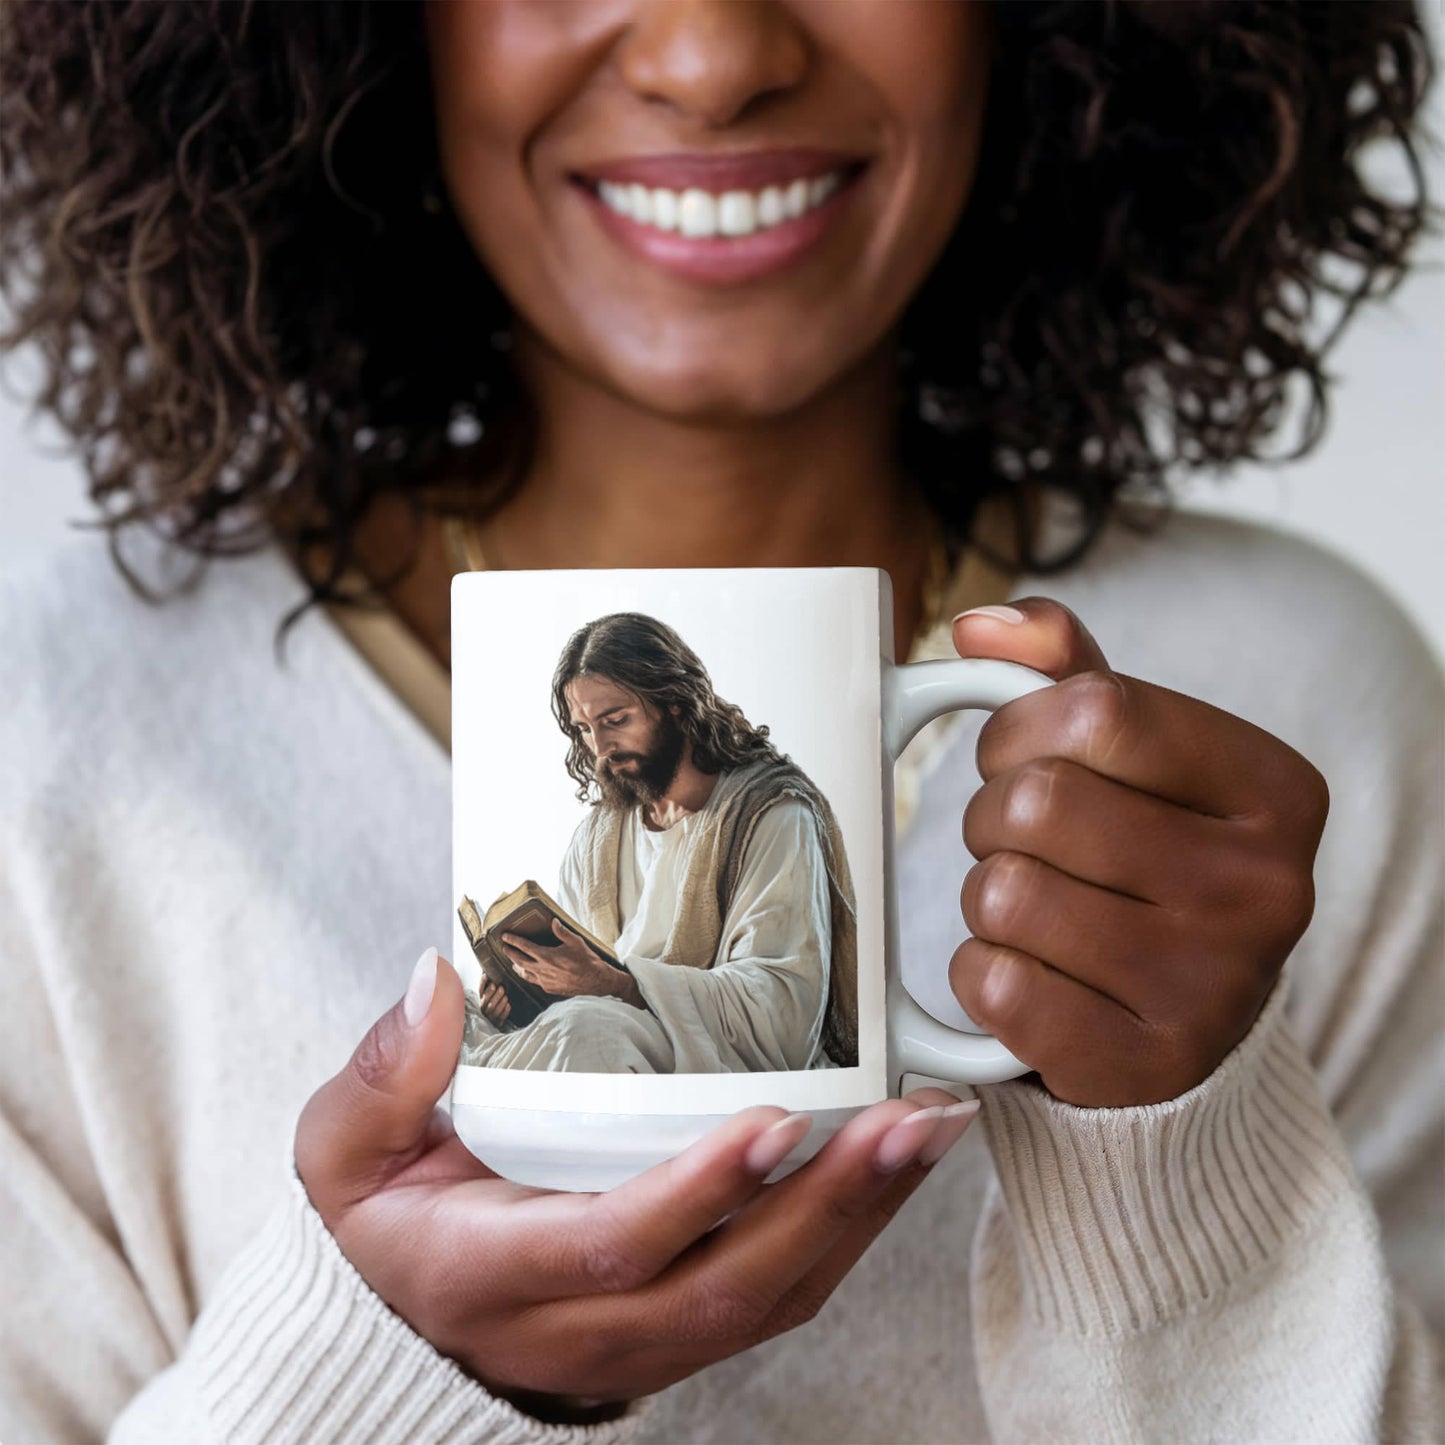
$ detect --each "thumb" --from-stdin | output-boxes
[552,917,575,941]
[951,597,1111,681]
[296,946,466,1218]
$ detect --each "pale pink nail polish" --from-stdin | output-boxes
[403,946,439,1027]
[917,1099,981,1165]
[745,1113,813,1177]
[873,1106,945,1173]
[954,604,1026,626]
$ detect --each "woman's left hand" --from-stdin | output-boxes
[950,598,1330,1108]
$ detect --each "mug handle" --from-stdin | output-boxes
[881,656,1056,1089]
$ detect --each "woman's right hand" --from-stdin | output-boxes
[295,949,980,1425]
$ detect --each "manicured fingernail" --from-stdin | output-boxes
[403,946,439,1027]
[917,1099,981,1165]
[873,1106,945,1173]
[954,604,1026,625]
[744,1113,813,1177]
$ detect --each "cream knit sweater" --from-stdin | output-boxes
[0,503,1441,1444]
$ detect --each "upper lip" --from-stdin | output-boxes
[576,147,866,193]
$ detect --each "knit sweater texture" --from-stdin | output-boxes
[0,500,1440,1444]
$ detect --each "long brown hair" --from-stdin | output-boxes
[1,1,1436,653]
[551,612,782,805]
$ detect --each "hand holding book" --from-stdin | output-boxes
[458,882,638,1032]
[477,976,512,1027]
[505,919,646,1010]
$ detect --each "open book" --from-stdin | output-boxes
[457,880,627,1031]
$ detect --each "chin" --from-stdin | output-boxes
[592,339,838,421]
[596,777,644,810]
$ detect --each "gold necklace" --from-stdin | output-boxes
[443,512,490,574]
[442,511,957,642]
[920,522,954,638]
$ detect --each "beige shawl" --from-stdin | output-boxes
[571,756,860,1068]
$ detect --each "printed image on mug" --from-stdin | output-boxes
[455,598,863,1078]
[451,568,896,1116]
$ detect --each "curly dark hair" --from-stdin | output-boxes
[551,612,783,805]
[0,0,1437,653]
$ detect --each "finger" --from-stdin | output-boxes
[552,918,579,941]
[503,944,543,975]
[601,1092,966,1347]
[745,1103,983,1348]
[952,595,1111,680]
[484,1105,807,1303]
[983,666,1324,825]
[960,848,1186,1018]
[947,937,1183,1106]
[512,959,552,987]
[962,757,1233,909]
[956,598,1326,829]
[558,1155,980,1399]
[296,949,488,1218]
[502,933,542,962]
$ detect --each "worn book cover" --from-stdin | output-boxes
[457,881,626,1031]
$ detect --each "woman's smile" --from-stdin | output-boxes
[569,151,872,287]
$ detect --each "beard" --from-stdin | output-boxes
[594,713,688,811]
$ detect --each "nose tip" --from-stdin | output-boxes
[616,2,810,131]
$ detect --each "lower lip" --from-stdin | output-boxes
[573,167,867,287]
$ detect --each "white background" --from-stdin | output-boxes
[2,19,1440,626]
[450,567,889,1112]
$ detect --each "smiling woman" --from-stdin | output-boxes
[0,2,1442,1443]
[8,0,1429,653]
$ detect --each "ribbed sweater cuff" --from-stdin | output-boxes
[189,1165,652,1444]
[971,961,1358,1338]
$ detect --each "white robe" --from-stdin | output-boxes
[463,799,833,1073]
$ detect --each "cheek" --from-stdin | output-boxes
[805,0,993,254]
[818,0,991,131]
[422,0,606,274]
[826,0,994,115]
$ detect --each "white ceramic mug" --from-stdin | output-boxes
[448,566,1053,1191]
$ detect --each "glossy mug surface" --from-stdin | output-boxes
[447,567,1050,1191]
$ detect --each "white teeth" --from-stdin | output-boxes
[595,167,849,238]
[808,172,838,207]
[678,188,716,238]
[626,182,652,224]
[717,191,754,237]
[650,188,678,231]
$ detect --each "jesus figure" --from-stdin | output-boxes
[459,611,859,1074]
